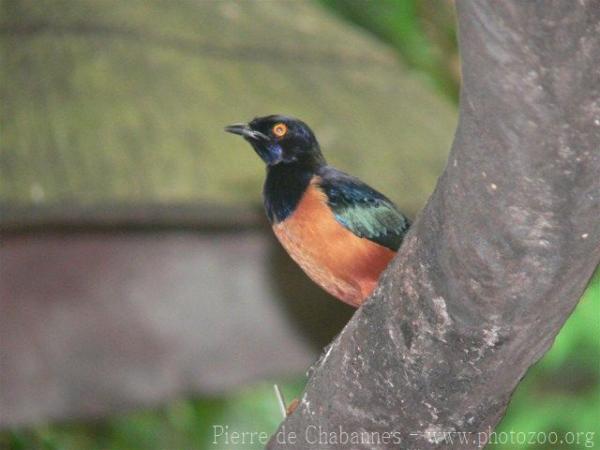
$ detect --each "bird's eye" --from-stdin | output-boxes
[272,123,288,138]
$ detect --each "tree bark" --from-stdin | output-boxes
[267,1,600,449]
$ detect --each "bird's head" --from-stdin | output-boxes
[225,115,325,167]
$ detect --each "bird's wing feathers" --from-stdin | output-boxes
[317,167,410,251]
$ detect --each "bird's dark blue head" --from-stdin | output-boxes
[225,115,325,167]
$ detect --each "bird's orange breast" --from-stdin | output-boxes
[272,178,396,307]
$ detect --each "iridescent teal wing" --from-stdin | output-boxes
[318,167,410,251]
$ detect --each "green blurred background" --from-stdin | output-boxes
[1,1,598,449]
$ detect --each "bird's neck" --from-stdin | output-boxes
[263,159,322,224]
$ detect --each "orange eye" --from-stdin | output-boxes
[272,123,288,137]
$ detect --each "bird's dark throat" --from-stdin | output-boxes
[263,160,320,224]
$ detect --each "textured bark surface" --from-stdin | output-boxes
[268,1,600,449]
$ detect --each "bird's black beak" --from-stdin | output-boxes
[225,123,269,142]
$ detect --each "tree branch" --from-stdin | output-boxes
[267,1,600,448]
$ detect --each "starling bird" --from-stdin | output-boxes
[225,115,410,307]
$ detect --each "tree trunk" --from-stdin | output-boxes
[267,1,600,448]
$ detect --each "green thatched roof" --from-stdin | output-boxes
[0,0,456,219]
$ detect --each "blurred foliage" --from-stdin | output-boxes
[319,0,460,101]
[0,380,304,450]
[1,0,598,449]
